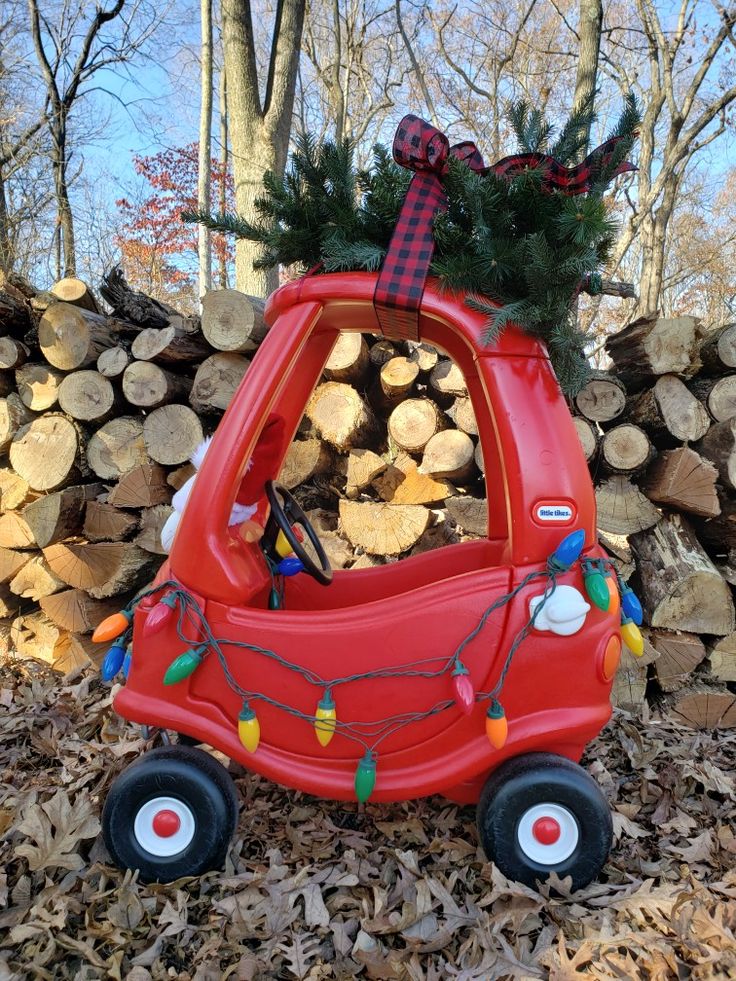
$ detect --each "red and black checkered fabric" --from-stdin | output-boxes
[491,135,635,194]
[374,115,635,341]
[373,115,485,341]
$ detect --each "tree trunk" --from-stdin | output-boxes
[222,0,305,297]
[198,0,213,300]
[218,63,229,289]
[571,0,602,150]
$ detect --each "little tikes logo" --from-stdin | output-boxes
[533,501,575,524]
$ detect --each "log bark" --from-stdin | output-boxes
[419,430,475,482]
[10,414,87,491]
[696,418,736,491]
[134,504,174,554]
[0,338,30,370]
[107,463,171,508]
[446,496,489,536]
[9,556,65,601]
[280,438,334,491]
[97,345,131,378]
[39,588,124,634]
[143,404,204,466]
[649,630,707,692]
[345,448,388,498]
[15,363,63,410]
[699,323,736,374]
[189,352,248,413]
[122,360,192,409]
[610,648,648,713]
[306,382,379,451]
[0,288,31,333]
[641,447,720,518]
[628,375,710,444]
[0,512,36,549]
[58,370,116,422]
[572,416,599,462]
[0,394,34,452]
[688,374,736,423]
[368,339,397,369]
[388,398,447,454]
[606,314,703,388]
[428,359,467,407]
[338,499,431,555]
[630,513,735,635]
[50,277,99,312]
[406,341,439,376]
[596,475,660,535]
[83,501,140,542]
[23,484,102,548]
[43,541,160,598]
[574,372,627,423]
[200,289,268,352]
[38,302,119,370]
[600,423,654,474]
[131,325,212,364]
[323,333,369,385]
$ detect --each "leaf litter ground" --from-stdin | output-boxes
[0,656,735,980]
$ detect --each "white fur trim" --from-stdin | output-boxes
[229,502,257,525]
[160,511,180,553]
[171,474,196,513]
[190,436,213,470]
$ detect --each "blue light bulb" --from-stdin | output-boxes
[621,586,643,626]
[277,556,304,576]
[101,642,126,682]
[122,649,133,680]
[550,529,585,570]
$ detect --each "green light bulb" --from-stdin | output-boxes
[584,570,610,611]
[354,751,377,803]
[163,647,203,685]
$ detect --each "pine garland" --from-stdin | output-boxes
[183,97,640,395]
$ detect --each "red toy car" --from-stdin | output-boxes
[99,272,629,890]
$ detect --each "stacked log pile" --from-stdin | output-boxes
[572,313,736,729]
[2,268,734,732]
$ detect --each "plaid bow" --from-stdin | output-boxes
[491,135,636,193]
[373,115,486,341]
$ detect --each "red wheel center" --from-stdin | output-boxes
[152,808,181,838]
[532,816,561,845]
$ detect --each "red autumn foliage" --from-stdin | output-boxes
[116,144,234,304]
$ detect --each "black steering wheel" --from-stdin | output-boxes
[263,481,332,586]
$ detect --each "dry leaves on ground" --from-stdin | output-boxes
[0,656,735,980]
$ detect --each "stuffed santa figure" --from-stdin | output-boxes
[161,414,285,553]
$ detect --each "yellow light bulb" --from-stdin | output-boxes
[275,530,293,559]
[238,703,260,752]
[621,619,644,657]
[314,693,337,747]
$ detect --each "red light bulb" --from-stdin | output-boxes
[143,595,177,636]
[452,665,475,715]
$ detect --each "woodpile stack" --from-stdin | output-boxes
[573,313,736,729]
[2,268,734,733]
[0,270,271,671]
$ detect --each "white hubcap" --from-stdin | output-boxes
[133,796,196,857]
[517,803,579,865]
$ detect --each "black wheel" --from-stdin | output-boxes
[476,752,612,892]
[102,745,239,882]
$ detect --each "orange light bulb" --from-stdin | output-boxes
[92,611,131,644]
[485,701,508,750]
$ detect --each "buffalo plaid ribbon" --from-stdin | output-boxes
[373,115,486,341]
[374,115,635,341]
